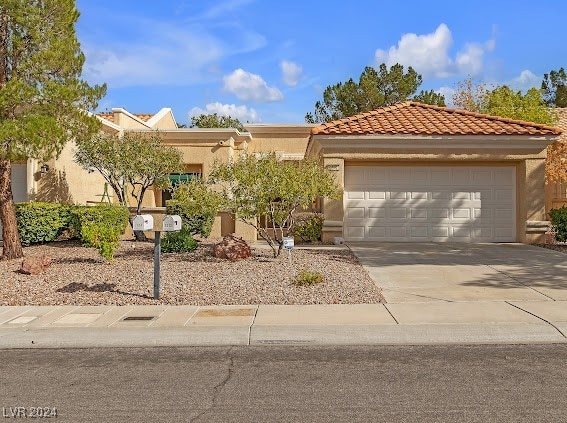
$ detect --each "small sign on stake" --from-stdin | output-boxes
[283,236,294,265]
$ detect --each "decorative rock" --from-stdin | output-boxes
[19,255,53,275]
[213,234,252,261]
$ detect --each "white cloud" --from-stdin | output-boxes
[375,24,453,78]
[223,69,283,102]
[374,23,495,79]
[508,70,541,91]
[455,43,485,76]
[189,102,259,122]
[280,60,303,86]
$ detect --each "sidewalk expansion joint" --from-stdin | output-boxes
[506,301,567,339]
[248,307,259,346]
[486,265,556,301]
[382,304,399,324]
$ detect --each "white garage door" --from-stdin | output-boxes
[344,165,516,242]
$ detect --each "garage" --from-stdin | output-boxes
[307,102,560,244]
[344,165,516,242]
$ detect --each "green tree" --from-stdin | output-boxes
[453,78,563,183]
[305,64,445,123]
[412,90,446,107]
[74,131,184,240]
[209,154,341,257]
[0,0,106,259]
[542,67,567,107]
[190,113,244,131]
[485,86,556,125]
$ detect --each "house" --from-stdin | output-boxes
[9,102,562,244]
[306,102,561,244]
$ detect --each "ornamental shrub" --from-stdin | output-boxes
[293,270,325,286]
[166,179,225,238]
[291,213,324,242]
[72,205,129,261]
[16,202,76,246]
[549,206,567,243]
[161,228,198,253]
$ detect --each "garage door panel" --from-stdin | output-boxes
[367,226,386,237]
[410,208,427,219]
[368,191,386,199]
[344,165,516,242]
[367,208,386,218]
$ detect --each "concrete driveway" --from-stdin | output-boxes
[348,243,567,303]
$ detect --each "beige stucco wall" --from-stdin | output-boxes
[34,141,109,205]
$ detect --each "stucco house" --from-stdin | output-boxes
[9,102,563,244]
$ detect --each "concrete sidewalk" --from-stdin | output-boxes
[0,301,566,348]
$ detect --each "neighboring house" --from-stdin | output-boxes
[9,102,562,244]
[545,107,567,212]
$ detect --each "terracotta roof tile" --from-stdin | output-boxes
[97,112,114,123]
[311,102,562,137]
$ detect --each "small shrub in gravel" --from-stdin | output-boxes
[73,205,129,261]
[161,228,198,253]
[292,212,324,242]
[16,202,76,246]
[549,206,567,243]
[293,270,325,286]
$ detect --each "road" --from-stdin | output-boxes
[1,344,566,422]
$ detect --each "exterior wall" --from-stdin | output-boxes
[33,142,109,205]
[320,158,345,243]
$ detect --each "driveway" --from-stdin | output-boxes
[348,243,567,303]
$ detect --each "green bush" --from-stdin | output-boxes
[292,213,324,242]
[549,206,567,243]
[16,202,76,246]
[72,205,129,261]
[293,270,325,286]
[161,228,198,253]
[166,179,225,238]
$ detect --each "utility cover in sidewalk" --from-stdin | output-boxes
[122,316,156,321]
[196,308,255,317]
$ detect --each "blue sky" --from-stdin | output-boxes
[76,0,567,125]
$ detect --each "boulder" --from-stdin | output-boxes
[19,255,53,275]
[214,234,252,261]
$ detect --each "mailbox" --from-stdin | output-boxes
[132,214,154,231]
[163,215,182,232]
[283,236,294,250]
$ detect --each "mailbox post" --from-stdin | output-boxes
[153,215,182,300]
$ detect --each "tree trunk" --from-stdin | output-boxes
[0,158,24,260]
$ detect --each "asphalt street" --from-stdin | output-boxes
[1,344,566,422]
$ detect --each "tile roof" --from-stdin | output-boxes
[97,112,114,123]
[311,102,562,137]
[96,112,154,124]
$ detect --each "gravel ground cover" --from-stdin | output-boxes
[533,243,567,254]
[0,240,383,306]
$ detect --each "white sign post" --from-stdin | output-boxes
[283,236,294,265]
